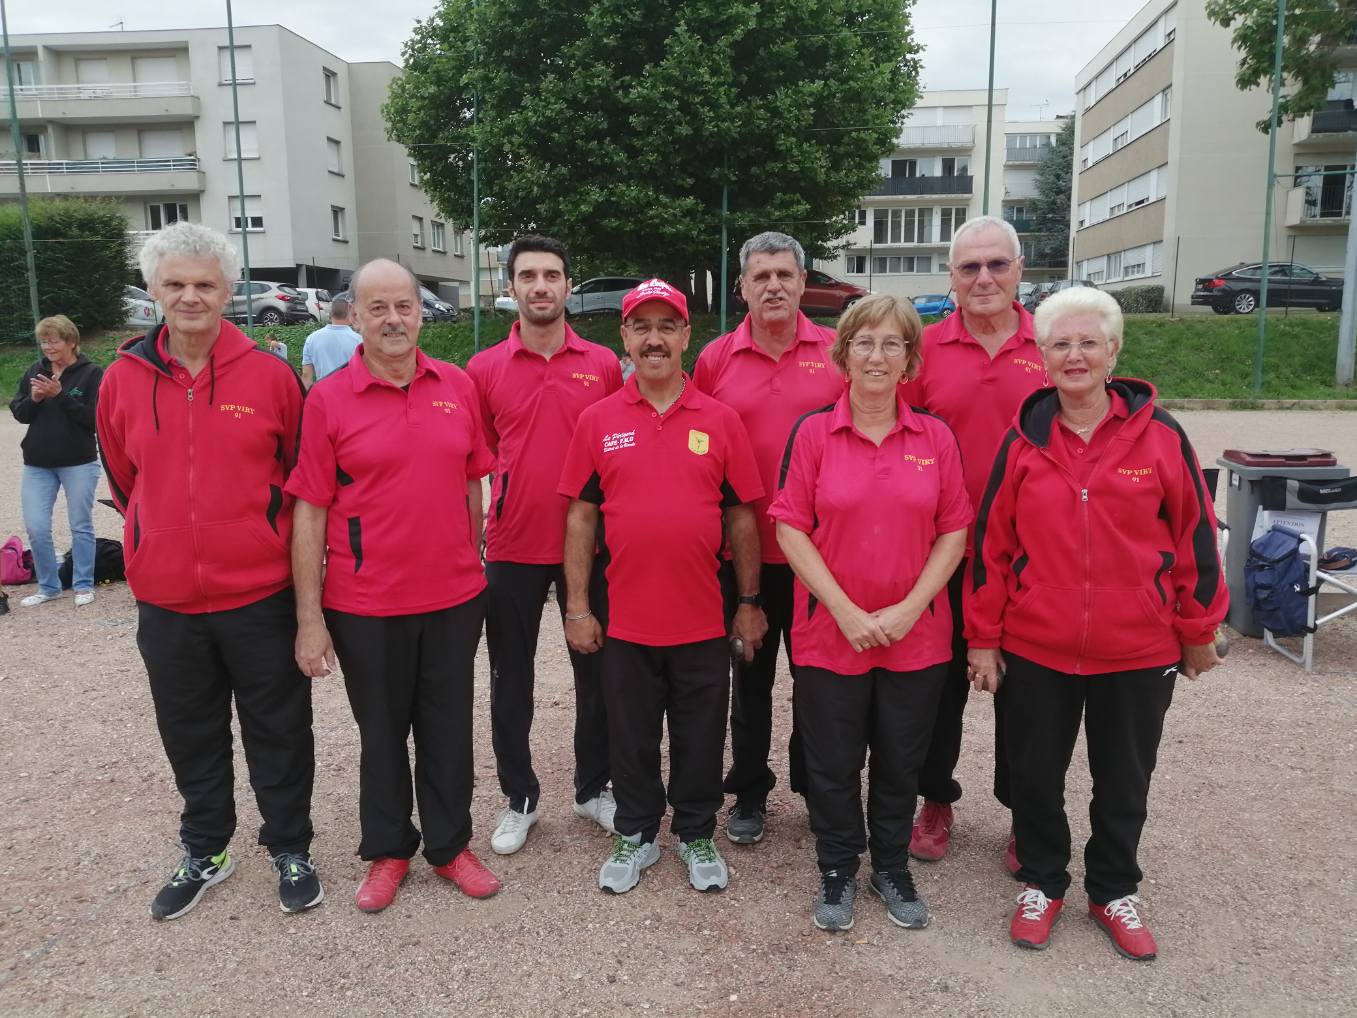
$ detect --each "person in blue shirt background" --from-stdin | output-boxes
[301,296,363,389]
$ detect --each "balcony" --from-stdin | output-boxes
[1004,217,1037,233]
[1005,145,1055,164]
[1285,184,1351,228]
[896,124,975,149]
[871,174,974,197]
[0,157,205,197]
[1293,101,1357,148]
[2,81,199,125]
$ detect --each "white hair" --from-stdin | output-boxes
[1034,286,1124,352]
[139,221,239,288]
[739,231,805,274]
[947,214,1021,267]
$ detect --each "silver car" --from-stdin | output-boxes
[566,277,643,316]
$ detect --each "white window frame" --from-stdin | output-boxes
[223,121,258,160]
[326,137,343,176]
[453,230,465,256]
[431,220,446,252]
[408,159,420,186]
[330,205,346,241]
[322,67,340,106]
[228,195,264,233]
[218,46,254,84]
[411,215,425,249]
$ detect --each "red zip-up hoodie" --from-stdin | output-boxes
[965,378,1227,674]
[96,322,305,613]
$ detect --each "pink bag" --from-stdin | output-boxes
[1,535,35,584]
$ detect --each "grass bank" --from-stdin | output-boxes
[2,310,1351,403]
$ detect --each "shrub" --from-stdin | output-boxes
[0,198,131,342]
[1112,285,1166,314]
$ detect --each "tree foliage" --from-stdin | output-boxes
[384,0,921,296]
[0,198,130,342]
[1206,0,1357,131]
[1029,117,1075,268]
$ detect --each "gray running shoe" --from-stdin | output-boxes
[725,802,765,844]
[679,838,729,891]
[598,834,660,894]
[813,869,857,931]
[870,869,929,929]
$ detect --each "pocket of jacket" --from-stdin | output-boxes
[124,525,198,605]
[1003,584,1075,651]
[194,518,291,595]
[1085,588,1177,662]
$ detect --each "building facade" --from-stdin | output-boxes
[1070,0,1353,309]
[1,26,474,302]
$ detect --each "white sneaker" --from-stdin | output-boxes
[74,590,96,607]
[598,833,660,894]
[20,592,61,608]
[573,788,618,834]
[490,805,538,855]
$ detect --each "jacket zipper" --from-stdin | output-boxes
[1074,486,1091,671]
[186,385,204,601]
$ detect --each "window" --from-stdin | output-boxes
[1082,6,1176,110]
[139,129,184,158]
[1327,72,1356,103]
[408,159,420,185]
[890,158,917,178]
[411,216,425,248]
[939,206,967,241]
[331,206,346,241]
[228,195,264,232]
[146,202,188,230]
[873,208,901,244]
[846,255,867,274]
[133,56,178,84]
[1076,242,1162,283]
[1107,251,1123,279]
[941,156,970,176]
[75,58,110,85]
[84,131,116,159]
[868,255,932,274]
[431,220,446,252]
[855,208,867,226]
[21,132,43,157]
[218,46,254,84]
[323,68,340,106]
[1078,165,1168,229]
[12,60,37,87]
[453,230,465,256]
[326,137,343,175]
[223,121,258,159]
[1080,94,1169,171]
[1125,173,1152,210]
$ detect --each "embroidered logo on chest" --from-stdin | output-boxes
[218,403,256,419]
[572,372,602,389]
[688,430,710,456]
[1117,466,1153,484]
[432,400,460,415]
[798,360,826,375]
[1011,357,1043,375]
[903,453,936,472]
[602,430,636,453]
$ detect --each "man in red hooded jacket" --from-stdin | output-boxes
[97,222,320,921]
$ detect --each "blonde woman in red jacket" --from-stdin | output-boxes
[965,286,1226,961]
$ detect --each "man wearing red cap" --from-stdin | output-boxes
[558,279,767,894]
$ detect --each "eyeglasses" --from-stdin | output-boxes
[626,321,684,337]
[1044,339,1107,357]
[954,258,1015,279]
[847,337,908,359]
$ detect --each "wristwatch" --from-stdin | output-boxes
[737,593,762,608]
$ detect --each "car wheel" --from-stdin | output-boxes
[1323,302,1341,313]
[259,309,284,325]
[1232,291,1257,315]
[842,297,861,313]
[1211,303,1232,315]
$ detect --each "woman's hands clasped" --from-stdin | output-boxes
[967,647,1005,693]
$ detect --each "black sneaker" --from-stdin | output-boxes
[271,852,324,913]
[150,848,235,921]
[813,869,857,931]
[870,868,929,929]
[725,802,765,844]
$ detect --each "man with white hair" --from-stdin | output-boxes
[900,215,1045,871]
[97,222,321,920]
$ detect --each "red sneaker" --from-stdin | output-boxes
[1005,830,1021,878]
[1089,895,1158,961]
[908,801,953,861]
[434,848,502,899]
[1010,885,1063,950]
[355,857,409,913]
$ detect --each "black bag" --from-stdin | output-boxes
[58,538,126,589]
[1245,525,1315,636]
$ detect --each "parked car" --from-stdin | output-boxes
[912,293,956,318]
[227,281,312,326]
[296,287,333,324]
[566,277,644,316]
[730,268,870,316]
[420,286,460,323]
[1191,261,1343,315]
[494,293,519,313]
[124,285,161,330]
[1023,278,1100,313]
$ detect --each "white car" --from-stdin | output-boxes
[494,294,518,313]
[296,287,333,324]
[124,285,161,330]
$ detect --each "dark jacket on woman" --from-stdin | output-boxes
[9,355,103,468]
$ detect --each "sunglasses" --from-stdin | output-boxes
[954,258,1015,279]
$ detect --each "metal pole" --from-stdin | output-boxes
[981,0,997,216]
[1170,235,1181,317]
[1337,149,1357,386]
[471,0,481,352]
[226,1,252,330]
[1252,0,1285,397]
[719,148,729,335]
[1,0,41,331]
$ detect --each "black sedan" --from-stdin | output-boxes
[1192,262,1343,315]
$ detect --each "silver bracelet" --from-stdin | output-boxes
[564,609,593,622]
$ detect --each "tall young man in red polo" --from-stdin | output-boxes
[97,222,321,920]
[693,231,843,846]
[559,280,767,894]
[288,258,501,913]
[467,235,623,856]
[899,216,1045,869]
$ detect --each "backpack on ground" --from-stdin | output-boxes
[58,538,126,589]
[1245,525,1316,636]
[1,536,34,585]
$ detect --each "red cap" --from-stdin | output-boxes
[622,278,689,322]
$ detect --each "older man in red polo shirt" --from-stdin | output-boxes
[900,215,1045,870]
[559,279,766,895]
[289,258,501,913]
[693,231,843,847]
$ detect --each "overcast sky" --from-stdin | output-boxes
[9,0,1152,121]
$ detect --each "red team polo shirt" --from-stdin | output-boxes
[693,312,842,565]
[768,390,972,675]
[466,322,622,564]
[899,302,1043,552]
[557,374,764,647]
[286,345,494,617]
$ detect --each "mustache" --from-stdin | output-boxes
[639,345,671,358]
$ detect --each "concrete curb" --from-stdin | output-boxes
[1160,399,1357,411]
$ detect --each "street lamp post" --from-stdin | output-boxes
[226,0,253,330]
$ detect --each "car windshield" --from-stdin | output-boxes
[278,286,301,296]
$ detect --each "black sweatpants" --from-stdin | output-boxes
[601,636,730,844]
[327,593,485,867]
[796,663,947,876]
[484,560,610,813]
[720,561,805,805]
[916,560,1011,808]
[1000,651,1177,904]
[137,587,314,859]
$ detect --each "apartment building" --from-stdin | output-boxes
[1071,0,1353,309]
[824,90,1067,300]
[0,26,473,302]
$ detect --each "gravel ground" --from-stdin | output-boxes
[0,410,1354,1018]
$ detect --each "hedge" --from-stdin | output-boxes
[1111,285,1166,314]
[0,197,131,343]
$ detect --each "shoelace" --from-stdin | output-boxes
[1103,895,1145,930]
[821,870,850,905]
[878,869,917,900]
[1016,887,1052,921]
[499,809,534,833]
[685,839,718,864]
[609,836,643,864]
[921,805,948,835]
[168,851,219,887]
[270,852,315,884]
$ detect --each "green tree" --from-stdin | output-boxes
[384,0,921,305]
[1029,117,1075,269]
[1206,0,1357,130]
